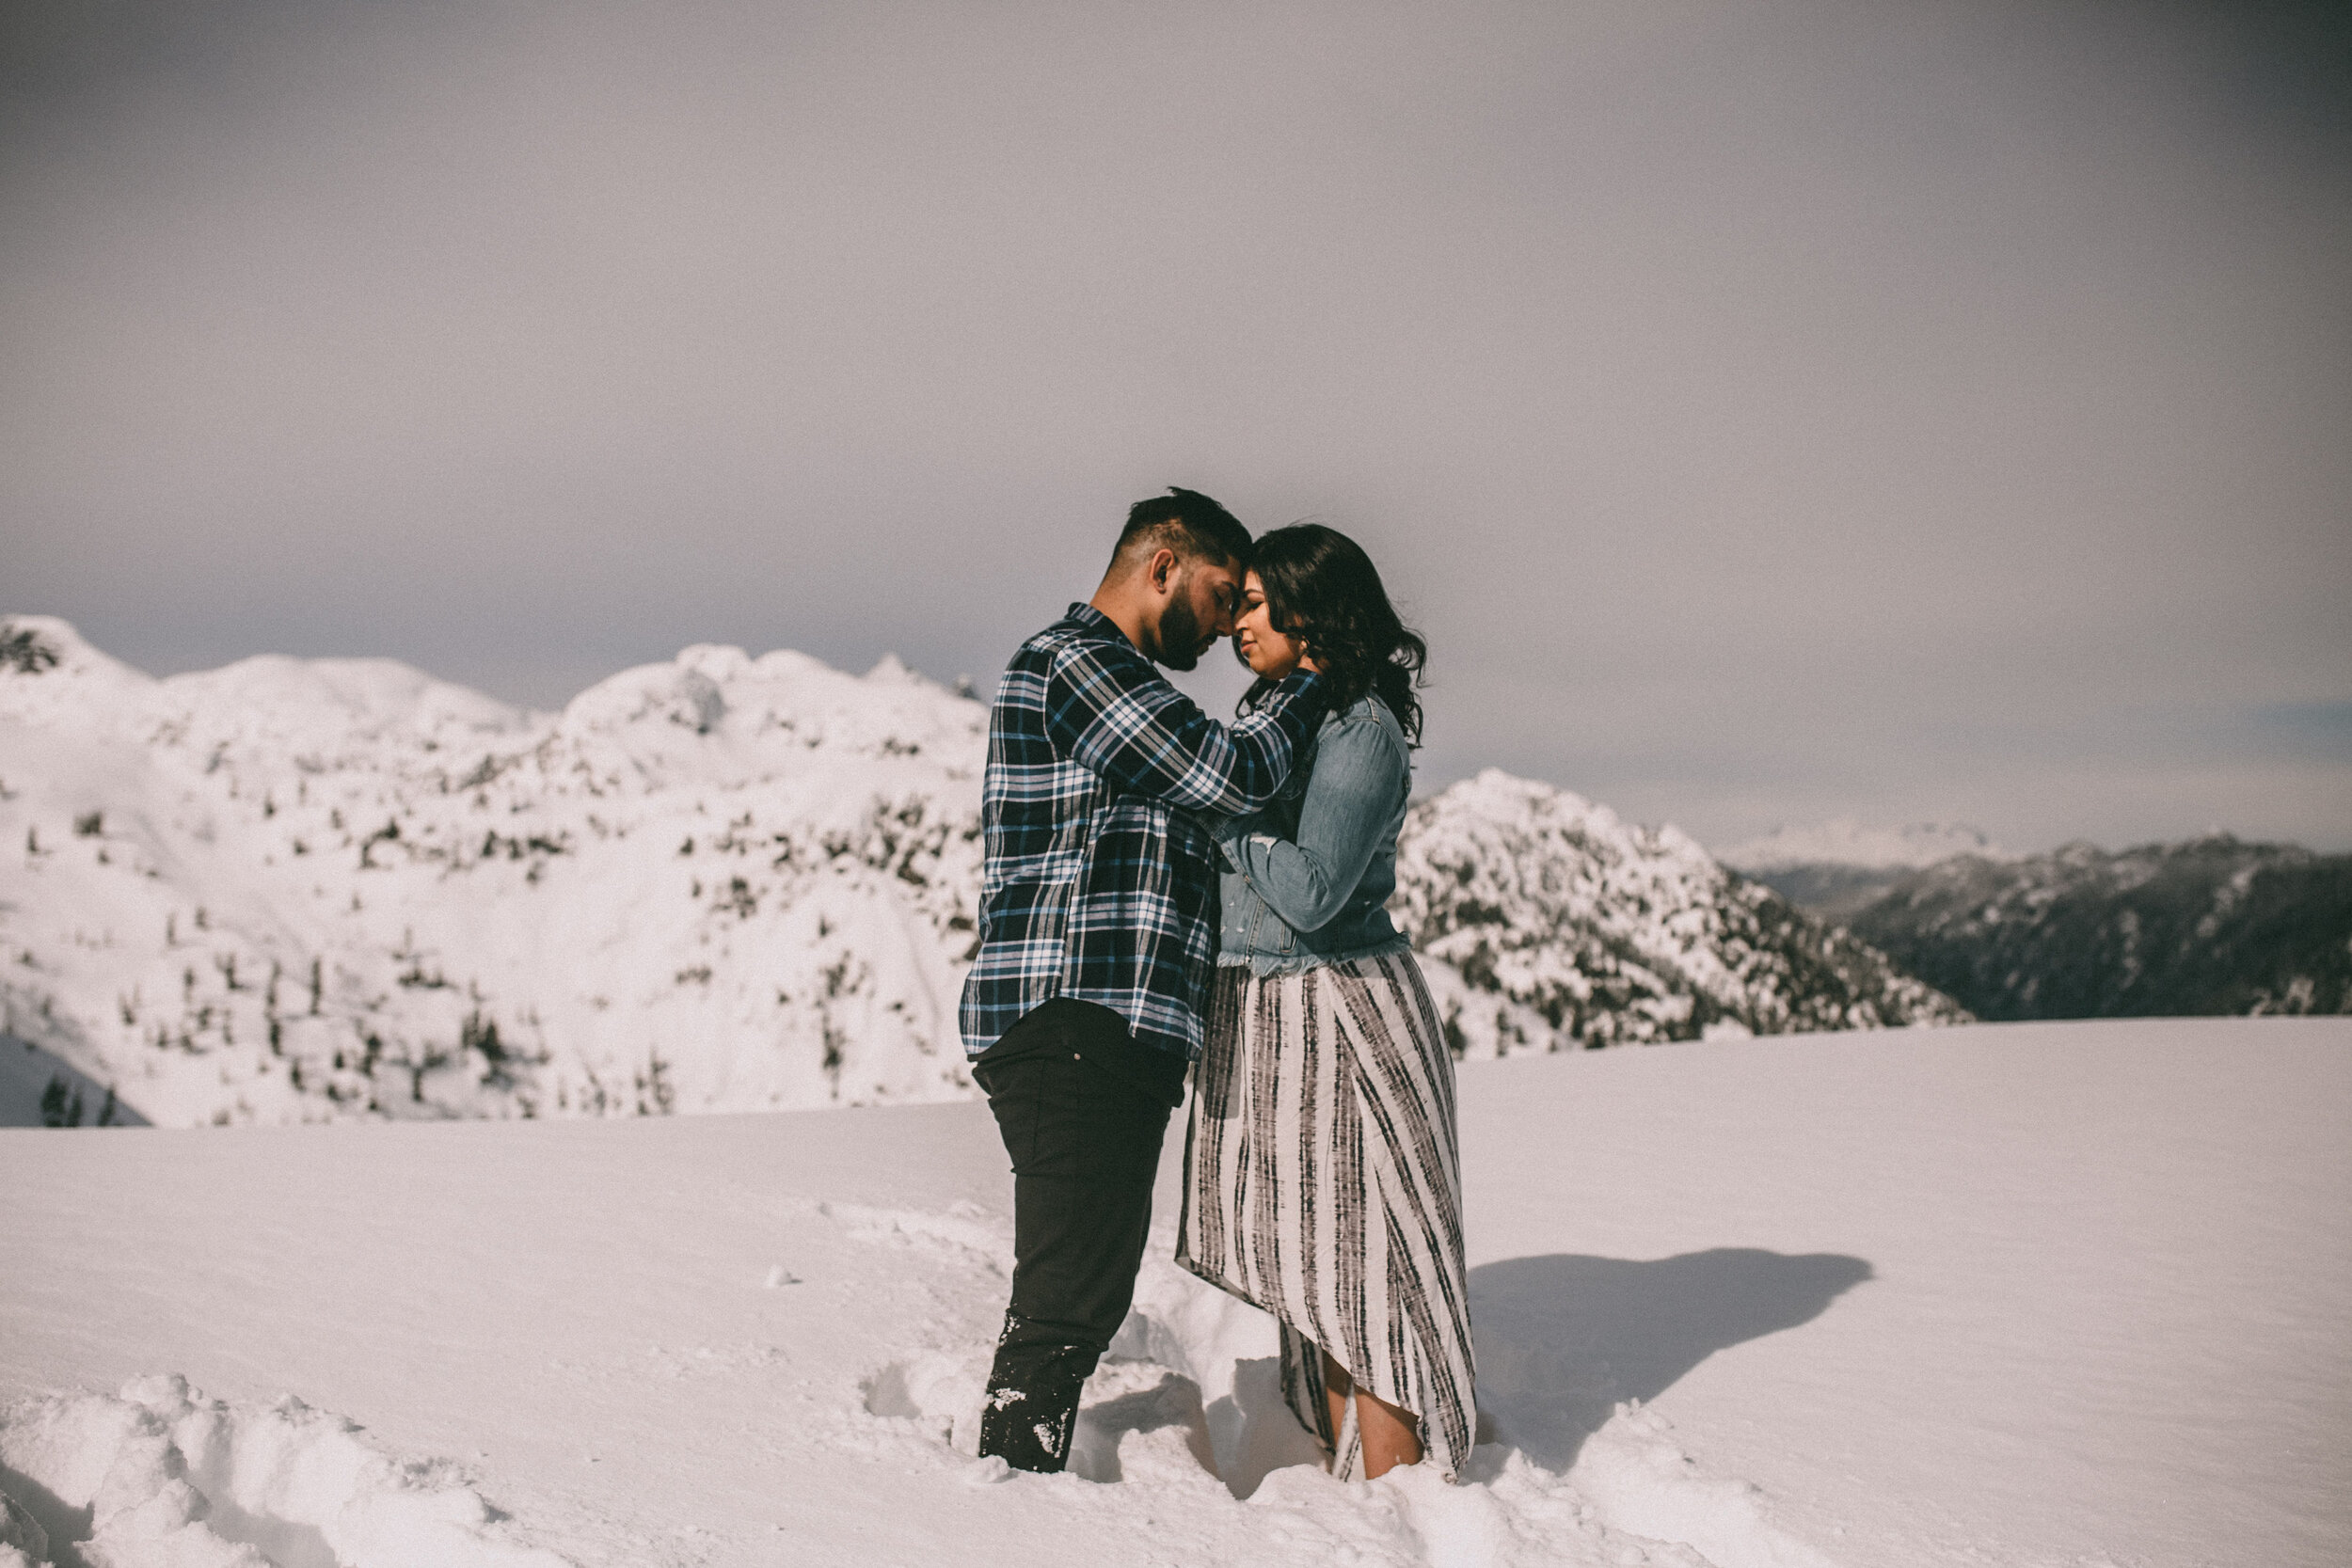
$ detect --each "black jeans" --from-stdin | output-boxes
[970,999,1176,1473]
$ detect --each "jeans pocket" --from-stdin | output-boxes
[983,1058,1044,1173]
[1017,1056,1096,1179]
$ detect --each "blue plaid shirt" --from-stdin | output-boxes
[960,603,1327,1063]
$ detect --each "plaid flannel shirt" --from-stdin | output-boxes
[960,602,1327,1063]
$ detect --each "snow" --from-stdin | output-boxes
[1714,820,2005,875]
[0,1035,147,1129]
[6,1017,2345,1568]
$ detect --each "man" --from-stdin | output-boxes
[959,487,1327,1473]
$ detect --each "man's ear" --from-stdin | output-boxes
[1148,546,1180,594]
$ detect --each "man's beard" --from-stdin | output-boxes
[1151,593,1204,671]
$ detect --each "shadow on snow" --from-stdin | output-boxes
[1130,1246,1873,1497]
[1469,1248,1875,1470]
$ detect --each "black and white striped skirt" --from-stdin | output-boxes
[1176,949,1475,1481]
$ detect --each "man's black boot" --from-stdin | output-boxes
[976,1330,1094,1473]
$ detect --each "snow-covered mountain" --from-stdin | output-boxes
[1850,836,2352,1021]
[1715,818,2007,920]
[1,615,987,1127]
[1399,773,1967,1053]
[1,617,1962,1127]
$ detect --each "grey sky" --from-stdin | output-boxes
[6,1,2347,851]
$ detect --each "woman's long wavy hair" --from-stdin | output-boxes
[1240,524,1427,745]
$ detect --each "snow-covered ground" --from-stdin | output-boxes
[5,1017,2344,1568]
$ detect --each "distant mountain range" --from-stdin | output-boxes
[1724,809,2352,1022]
[1846,838,2352,1021]
[1718,819,2009,921]
[0,615,1962,1127]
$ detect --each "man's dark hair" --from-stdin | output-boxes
[1111,487,1251,573]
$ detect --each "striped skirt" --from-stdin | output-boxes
[1176,949,1475,1481]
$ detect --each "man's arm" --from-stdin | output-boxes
[1045,640,1325,815]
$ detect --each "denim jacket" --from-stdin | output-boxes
[1213,694,1413,975]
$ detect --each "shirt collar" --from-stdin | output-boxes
[1062,601,1123,639]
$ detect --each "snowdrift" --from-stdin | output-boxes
[0,1375,567,1568]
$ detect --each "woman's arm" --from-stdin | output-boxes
[1216,713,1406,932]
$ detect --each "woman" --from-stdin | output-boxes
[1176,524,1474,1482]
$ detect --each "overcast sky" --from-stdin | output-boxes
[6,0,2347,852]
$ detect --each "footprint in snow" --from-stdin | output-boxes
[818,1199,1009,1274]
